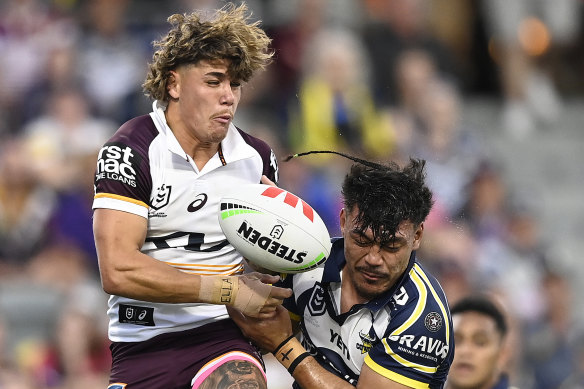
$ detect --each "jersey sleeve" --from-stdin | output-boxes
[93,116,156,218]
[364,265,454,388]
[236,128,279,184]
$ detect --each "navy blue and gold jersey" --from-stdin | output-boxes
[279,238,454,388]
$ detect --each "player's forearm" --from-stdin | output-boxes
[292,358,355,389]
[272,336,354,389]
[99,249,206,303]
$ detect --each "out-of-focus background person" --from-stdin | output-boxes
[446,295,515,389]
[1,1,583,388]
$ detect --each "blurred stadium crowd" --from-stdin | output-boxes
[1,0,584,388]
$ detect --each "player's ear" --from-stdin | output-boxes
[339,208,346,233]
[412,222,424,250]
[167,70,180,99]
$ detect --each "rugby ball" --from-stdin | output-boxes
[218,184,331,273]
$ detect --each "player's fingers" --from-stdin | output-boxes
[256,310,278,320]
[269,285,293,299]
[227,306,248,325]
[255,272,281,284]
[260,175,277,187]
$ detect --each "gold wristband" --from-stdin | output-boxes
[272,336,307,371]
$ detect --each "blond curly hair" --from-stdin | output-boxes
[143,2,273,102]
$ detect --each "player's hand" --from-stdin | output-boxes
[243,257,279,275]
[228,304,293,352]
[233,272,292,319]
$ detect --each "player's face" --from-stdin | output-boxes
[340,206,422,301]
[167,59,242,145]
[448,312,505,389]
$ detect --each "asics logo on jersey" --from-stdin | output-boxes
[108,384,127,389]
[96,143,140,188]
[187,193,208,212]
[260,187,314,222]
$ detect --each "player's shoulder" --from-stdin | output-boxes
[235,127,273,154]
[107,114,159,149]
[400,262,449,308]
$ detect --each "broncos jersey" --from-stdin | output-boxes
[280,238,454,388]
[92,101,278,342]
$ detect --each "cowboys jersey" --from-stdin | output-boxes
[93,101,278,342]
[280,238,454,388]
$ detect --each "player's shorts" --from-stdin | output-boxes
[107,319,265,389]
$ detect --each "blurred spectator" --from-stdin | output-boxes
[0,139,56,274]
[415,77,483,216]
[21,41,81,126]
[559,335,584,389]
[0,0,77,133]
[481,0,581,138]
[447,295,514,389]
[455,161,509,243]
[416,223,477,305]
[43,281,110,389]
[22,87,115,191]
[288,27,395,160]
[523,264,583,389]
[77,0,148,123]
[361,0,458,107]
[20,87,114,268]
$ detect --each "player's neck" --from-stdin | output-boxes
[340,268,368,314]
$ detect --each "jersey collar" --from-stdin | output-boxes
[150,100,258,164]
[322,237,417,312]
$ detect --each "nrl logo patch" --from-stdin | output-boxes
[424,312,442,332]
[151,184,172,210]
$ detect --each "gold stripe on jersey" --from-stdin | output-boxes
[167,263,244,275]
[166,262,244,268]
[391,268,427,335]
[382,268,438,374]
[378,341,438,373]
[289,311,301,322]
[364,355,429,389]
[94,193,148,208]
[413,264,451,346]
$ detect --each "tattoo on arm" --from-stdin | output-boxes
[198,360,267,389]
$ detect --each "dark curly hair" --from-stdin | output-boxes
[143,2,273,101]
[285,151,433,244]
[450,295,508,337]
[342,159,433,244]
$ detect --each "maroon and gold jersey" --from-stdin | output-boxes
[93,101,278,342]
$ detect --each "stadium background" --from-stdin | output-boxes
[0,0,583,388]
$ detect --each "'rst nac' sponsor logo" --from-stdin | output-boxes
[95,143,141,188]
